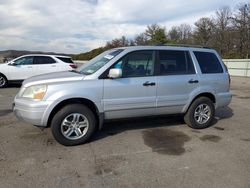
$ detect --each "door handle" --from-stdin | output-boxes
[188,79,199,84]
[143,81,156,86]
[27,66,32,68]
[51,65,56,67]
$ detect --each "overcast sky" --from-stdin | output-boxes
[0,0,247,54]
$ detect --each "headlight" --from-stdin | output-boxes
[22,85,47,100]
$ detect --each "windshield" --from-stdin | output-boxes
[76,49,124,75]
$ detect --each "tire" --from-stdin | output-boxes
[51,104,97,146]
[184,97,215,129]
[0,74,8,88]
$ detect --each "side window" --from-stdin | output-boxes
[34,56,56,65]
[114,51,154,78]
[56,57,74,64]
[194,51,223,74]
[14,56,33,65]
[158,50,195,75]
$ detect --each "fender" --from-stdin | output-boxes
[41,80,104,126]
[182,85,216,113]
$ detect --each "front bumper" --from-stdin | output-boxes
[13,98,53,127]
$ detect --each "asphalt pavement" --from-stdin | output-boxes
[0,77,250,188]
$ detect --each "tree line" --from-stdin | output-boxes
[73,3,250,60]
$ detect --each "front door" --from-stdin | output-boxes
[8,56,34,80]
[103,50,157,119]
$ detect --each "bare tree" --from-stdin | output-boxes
[231,3,250,58]
[214,7,232,56]
[193,17,215,46]
[177,24,193,43]
[168,26,181,43]
[105,36,130,48]
[134,33,149,45]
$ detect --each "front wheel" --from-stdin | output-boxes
[184,97,215,129]
[0,74,7,88]
[51,104,97,146]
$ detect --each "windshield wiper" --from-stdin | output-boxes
[81,71,92,75]
[70,69,89,75]
[69,70,80,74]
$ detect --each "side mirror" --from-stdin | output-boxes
[108,68,122,79]
[8,63,16,66]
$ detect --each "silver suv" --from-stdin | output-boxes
[13,46,232,146]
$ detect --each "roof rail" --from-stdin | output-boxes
[155,43,211,49]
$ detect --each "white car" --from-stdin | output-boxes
[0,54,77,88]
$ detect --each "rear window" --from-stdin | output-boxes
[194,51,223,74]
[57,57,74,64]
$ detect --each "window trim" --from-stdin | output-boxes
[99,50,157,79]
[155,50,196,76]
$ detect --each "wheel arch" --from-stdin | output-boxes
[184,92,216,113]
[191,92,216,104]
[46,98,103,130]
[0,72,8,79]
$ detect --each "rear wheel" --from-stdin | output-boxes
[51,104,97,146]
[0,74,7,88]
[184,97,215,129]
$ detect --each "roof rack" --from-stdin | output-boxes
[155,44,211,49]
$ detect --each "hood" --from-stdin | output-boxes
[0,62,9,67]
[23,71,84,87]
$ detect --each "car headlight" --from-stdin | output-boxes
[22,85,47,100]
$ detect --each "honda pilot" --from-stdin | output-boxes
[13,46,232,146]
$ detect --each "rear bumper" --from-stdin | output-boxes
[215,92,232,109]
[13,98,53,127]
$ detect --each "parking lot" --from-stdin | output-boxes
[0,76,249,188]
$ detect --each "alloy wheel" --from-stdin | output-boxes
[194,104,211,124]
[60,113,89,140]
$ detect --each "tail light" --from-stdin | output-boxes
[69,64,77,69]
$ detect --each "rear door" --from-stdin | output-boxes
[33,56,58,75]
[155,50,200,114]
[192,51,228,97]
[103,50,157,119]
